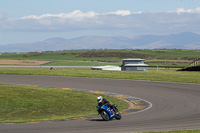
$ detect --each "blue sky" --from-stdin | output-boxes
[0,0,200,45]
[1,0,199,17]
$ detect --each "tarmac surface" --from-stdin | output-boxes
[0,74,200,133]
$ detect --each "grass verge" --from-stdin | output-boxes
[43,60,120,66]
[0,67,199,84]
[0,84,128,123]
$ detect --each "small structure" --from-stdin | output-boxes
[120,58,149,71]
[190,58,200,66]
[91,65,121,71]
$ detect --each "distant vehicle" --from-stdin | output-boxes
[97,104,121,121]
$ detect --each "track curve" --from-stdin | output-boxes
[0,74,200,133]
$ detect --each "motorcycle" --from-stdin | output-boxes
[97,104,121,121]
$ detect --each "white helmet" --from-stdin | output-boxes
[97,96,103,103]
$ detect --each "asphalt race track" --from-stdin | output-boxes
[0,74,200,133]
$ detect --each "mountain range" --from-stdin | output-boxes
[1,32,200,52]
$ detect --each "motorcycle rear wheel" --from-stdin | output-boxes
[101,111,110,121]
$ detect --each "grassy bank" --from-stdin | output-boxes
[0,67,199,84]
[1,49,200,61]
[0,84,128,123]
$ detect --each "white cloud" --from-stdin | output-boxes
[21,10,131,20]
[176,7,200,14]
[12,10,99,27]
[0,8,200,35]
[104,10,131,16]
[21,10,98,20]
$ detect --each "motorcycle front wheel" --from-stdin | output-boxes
[115,111,121,120]
[101,111,110,121]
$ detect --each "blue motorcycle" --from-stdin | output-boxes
[97,104,121,121]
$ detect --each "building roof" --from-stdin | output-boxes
[123,64,149,67]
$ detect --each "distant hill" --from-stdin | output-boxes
[1,32,200,52]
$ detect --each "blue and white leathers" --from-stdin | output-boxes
[97,104,121,121]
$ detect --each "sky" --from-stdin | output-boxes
[0,0,200,45]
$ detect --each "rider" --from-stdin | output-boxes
[97,96,116,112]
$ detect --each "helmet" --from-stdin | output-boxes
[97,96,103,103]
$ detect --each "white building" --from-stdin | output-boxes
[120,58,149,71]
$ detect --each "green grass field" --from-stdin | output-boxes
[0,84,128,123]
[0,49,199,60]
[43,60,120,66]
[0,49,199,67]
[0,67,199,84]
